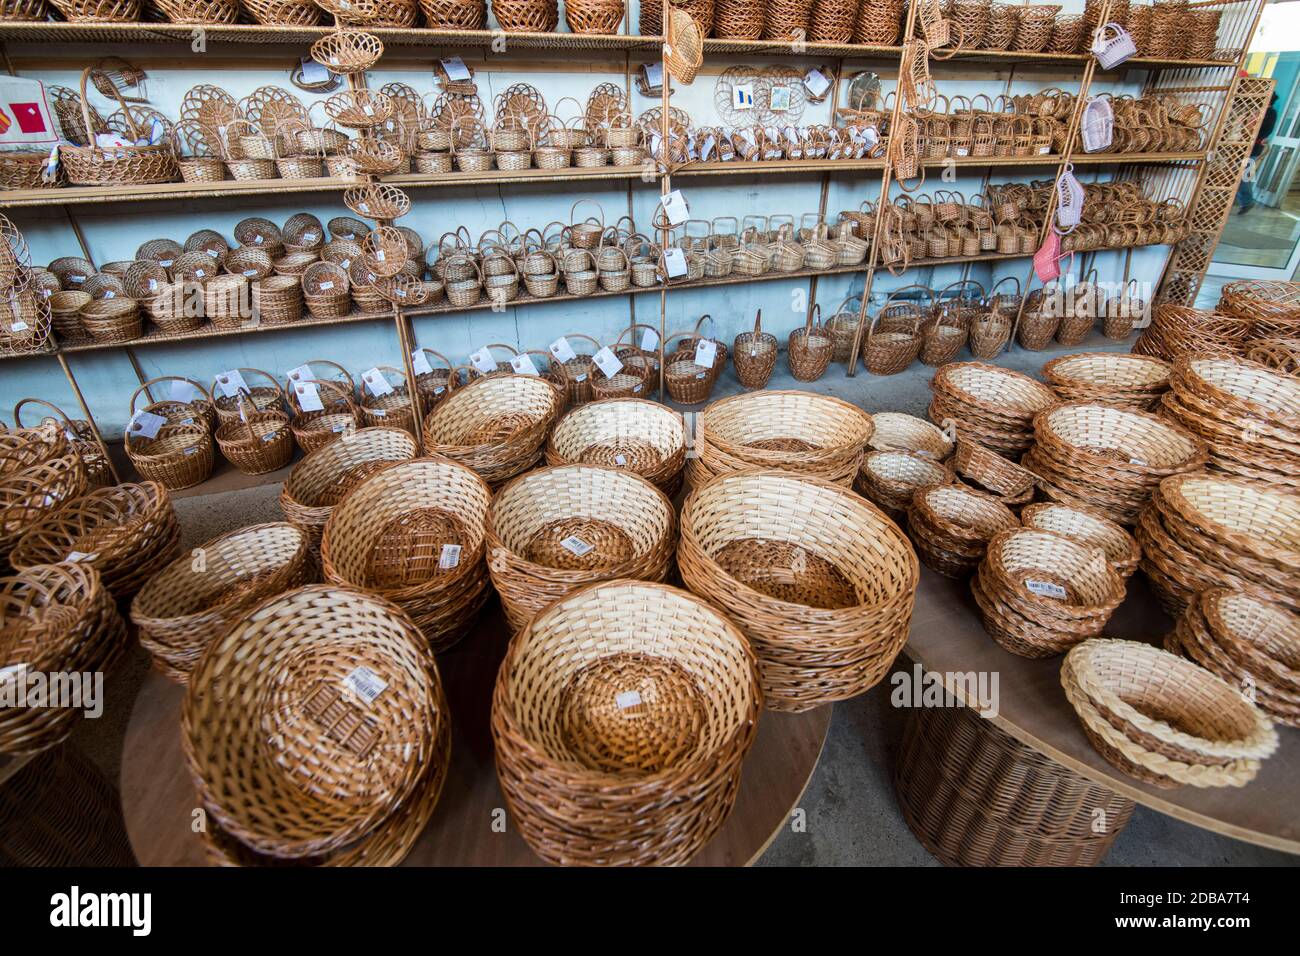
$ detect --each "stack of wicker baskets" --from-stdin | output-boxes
[928,362,1058,457]
[1158,355,1300,492]
[679,469,918,712]
[868,411,954,460]
[1166,588,1300,729]
[0,562,129,757]
[907,482,1018,578]
[855,450,954,519]
[973,528,1126,658]
[493,579,759,866]
[486,464,676,630]
[1020,501,1140,580]
[1137,472,1300,618]
[1133,304,1253,361]
[1022,401,1207,525]
[1040,352,1171,410]
[687,390,875,488]
[1,425,88,570]
[182,584,450,866]
[545,398,688,497]
[131,522,315,682]
[1062,638,1278,789]
[9,481,180,600]
[321,457,493,651]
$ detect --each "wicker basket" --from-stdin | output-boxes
[492,579,759,866]
[0,440,88,568]
[11,398,112,488]
[0,563,127,757]
[211,367,285,423]
[10,481,180,600]
[1020,501,1140,580]
[732,309,778,390]
[864,307,923,376]
[679,469,917,712]
[486,464,676,630]
[855,450,954,518]
[787,305,835,382]
[1062,638,1278,789]
[544,398,687,497]
[214,397,295,476]
[1041,352,1171,410]
[358,366,423,438]
[124,422,214,492]
[287,379,358,454]
[952,436,1037,500]
[182,583,448,865]
[929,362,1058,458]
[869,412,953,460]
[320,456,493,652]
[896,700,1134,866]
[79,297,141,344]
[907,482,1019,578]
[131,522,314,683]
[61,68,178,186]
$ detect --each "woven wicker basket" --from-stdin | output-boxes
[733,309,778,390]
[492,579,759,866]
[679,469,917,712]
[131,522,315,683]
[1041,352,1171,410]
[869,412,953,460]
[486,464,676,630]
[929,362,1058,457]
[855,449,955,518]
[1,434,88,568]
[1020,501,1139,580]
[787,305,835,382]
[320,457,493,652]
[61,68,178,186]
[182,583,449,865]
[545,398,687,497]
[907,482,1019,578]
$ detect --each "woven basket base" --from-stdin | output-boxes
[523,516,636,571]
[714,538,858,609]
[577,437,665,474]
[365,508,467,589]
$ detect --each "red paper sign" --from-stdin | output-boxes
[9,102,47,134]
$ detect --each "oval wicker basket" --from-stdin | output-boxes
[130,522,315,683]
[929,362,1058,456]
[320,456,493,652]
[868,412,954,460]
[9,481,180,599]
[182,583,449,865]
[492,579,760,866]
[544,397,688,496]
[0,446,88,568]
[855,449,954,518]
[1041,351,1171,410]
[679,469,918,712]
[1020,501,1140,579]
[907,482,1019,578]
[1062,638,1277,789]
[0,562,128,758]
[486,464,677,630]
[124,422,213,492]
[951,436,1038,500]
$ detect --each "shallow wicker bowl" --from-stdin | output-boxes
[544,398,688,495]
[182,584,449,863]
[1020,502,1140,579]
[491,579,761,866]
[868,412,954,459]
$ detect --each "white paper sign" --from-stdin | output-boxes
[361,367,393,397]
[804,68,831,98]
[662,247,688,278]
[592,346,623,379]
[769,86,792,112]
[509,353,539,376]
[342,666,387,705]
[549,336,577,363]
[410,350,433,375]
[470,347,498,374]
[1026,579,1068,600]
[439,543,462,569]
[560,535,594,557]
[286,364,314,384]
[441,56,471,81]
[169,379,199,403]
[214,369,249,398]
[294,381,324,412]
[65,550,98,563]
[301,57,332,84]
[694,338,718,368]
[128,411,168,440]
[615,690,642,710]
[733,84,755,110]
[643,63,663,89]
[640,328,658,351]
[662,189,689,226]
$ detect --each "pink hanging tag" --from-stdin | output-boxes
[1033,230,1063,283]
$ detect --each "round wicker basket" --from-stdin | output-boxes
[545,397,688,496]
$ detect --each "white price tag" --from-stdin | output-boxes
[470,347,498,374]
[10,321,27,331]
[662,247,688,278]
[361,368,393,397]
[560,535,594,557]
[662,189,689,227]
[410,350,433,375]
[169,379,199,403]
[441,56,471,81]
[592,346,623,379]
[643,62,663,89]
[549,336,577,363]
[214,369,249,398]
[318,280,335,291]
[301,57,332,83]
[439,543,462,569]
[342,666,388,705]
[294,381,325,412]
[803,68,831,98]
[286,364,314,384]
[128,411,168,440]
[614,454,627,466]
[694,338,718,369]
[1026,579,1068,600]
[733,83,755,110]
[509,352,539,376]
[251,234,264,245]
[183,446,199,456]
[615,690,642,710]
[640,328,658,352]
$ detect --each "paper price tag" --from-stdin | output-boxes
[615,690,642,710]
[342,666,387,705]
[1026,579,1068,600]
[662,247,688,278]
[510,352,539,376]
[410,350,433,376]
[10,321,27,332]
[361,368,393,397]
[214,369,249,398]
[183,446,199,456]
[286,364,314,384]
[300,57,331,84]
[549,336,577,363]
[733,83,755,110]
[371,407,387,417]
[593,346,623,379]
[439,544,462,569]
[614,454,627,466]
[441,56,471,81]
[294,381,324,412]
[128,411,168,440]
[169,379,199,403]
[640,328,658,352]
[67,273,85,284]
[769,85,792,112]
[804,68,831,98]
[643,62,663,89]
[560,535,594,557]
[470,347,498,374]
[662,189,689,227]
[694,338,718,369]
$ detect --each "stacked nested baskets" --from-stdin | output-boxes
[545,398,688,497]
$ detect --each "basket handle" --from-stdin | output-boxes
[13,398,76,431]
[81,66,140,143]
[569,197,604,229]
[693,313,719,341]
[289,358,353,393]
[129,375,211,415]
[988,275,1021,298]
[562,333,600,354]
[614,322,660,348]
[752,308,762,335]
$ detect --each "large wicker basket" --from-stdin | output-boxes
[928,362,1059,457]
[492,579,760,866]
[679,469,917,712]
[544,397,687,496]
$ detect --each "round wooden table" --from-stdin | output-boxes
[121,601,831,866]
[903,567,1300,856]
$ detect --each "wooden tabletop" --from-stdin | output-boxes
[121,600,831,867]
[904,567,1300,855]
